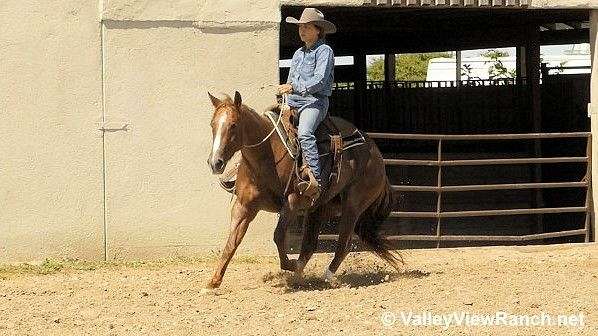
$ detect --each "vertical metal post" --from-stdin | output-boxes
[516,46,525,85]
[436,139,443,248]
[590,10,598,242]
[384,53,396,128]
[584,135,593,242]
[384,53,396,82]
[355,53,368,128]
[516,46,526,132]
[456,50,462,87]
[527,25,544,236]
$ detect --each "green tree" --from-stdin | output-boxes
[482,49,516,79]
[461,64,474,79]
[367,56,384,81]
[367,52,452,81]
[480,50,510,58]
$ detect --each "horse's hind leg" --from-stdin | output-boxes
[324,184,382,282]
[324,205,360,282]
[206,200,257,289]
[294,208,325,275]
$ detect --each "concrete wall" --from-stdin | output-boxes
[529,0,598,8]
[1,0,596,263]
[100,0,281,259]
[0,1,104,263]
[0,0,282,263]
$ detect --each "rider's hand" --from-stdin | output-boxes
[277,84,293,94]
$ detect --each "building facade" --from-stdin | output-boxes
[1,0,598,262]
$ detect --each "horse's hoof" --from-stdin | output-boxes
[282,259,304,273]
[206,279,221,289]
[280,260,295,272]
[200,288,214,295]
[294,260,306,277]
[283,259,307,275]
[323,268,335,283]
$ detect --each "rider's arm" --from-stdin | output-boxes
[286,50,300,86]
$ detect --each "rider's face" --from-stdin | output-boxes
[298,23,320,45]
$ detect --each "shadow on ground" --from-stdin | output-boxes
[262,268,430,293]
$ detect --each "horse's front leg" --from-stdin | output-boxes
[206,200,257,289]
[273,201,299,272]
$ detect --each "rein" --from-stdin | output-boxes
[243,94,288,149]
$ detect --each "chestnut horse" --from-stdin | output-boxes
[205,91,402,289]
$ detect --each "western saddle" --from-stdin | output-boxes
[218,98,366,200]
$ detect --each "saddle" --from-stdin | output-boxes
[218,102,366,195]
[264,104,366,185]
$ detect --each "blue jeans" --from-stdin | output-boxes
[288,94,329,183]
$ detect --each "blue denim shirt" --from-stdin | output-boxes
[286,39,334,103]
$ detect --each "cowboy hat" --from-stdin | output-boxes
[285,8,336,34]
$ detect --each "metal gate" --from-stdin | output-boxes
[319,132,592,246]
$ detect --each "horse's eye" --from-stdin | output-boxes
[230,123,237,129]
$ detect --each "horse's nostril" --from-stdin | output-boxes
[215,159,224,170]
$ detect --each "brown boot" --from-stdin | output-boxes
[297,168,321,204]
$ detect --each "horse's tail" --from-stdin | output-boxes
[354,177,404,271]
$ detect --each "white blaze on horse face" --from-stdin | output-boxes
[211,112,228,158]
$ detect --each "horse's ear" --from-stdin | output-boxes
[234,91,242,108]
[208,92,221,108]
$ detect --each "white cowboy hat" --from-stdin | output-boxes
[285,8,337,34]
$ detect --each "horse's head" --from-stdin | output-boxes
[207,91,244,174]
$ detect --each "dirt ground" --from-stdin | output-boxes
[0,243,596,336]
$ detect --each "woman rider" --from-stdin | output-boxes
[277,7,336,202]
